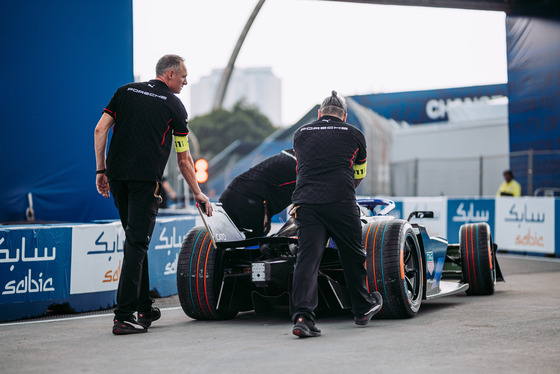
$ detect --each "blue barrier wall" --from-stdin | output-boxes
[395,196,558,256]
[1,216,196,322]
[447,198,496,243]
[2,198,558,322]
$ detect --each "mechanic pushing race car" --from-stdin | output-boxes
[219,149,297,238]
[290,90,382,338]
[176,93,504,339]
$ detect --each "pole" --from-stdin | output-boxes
[479,155,483,197]
[527,149,534,196]
[212,0,266,110]
[413,158,419,197]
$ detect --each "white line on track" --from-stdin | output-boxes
[501,253,560,262]
[0,306,182,327]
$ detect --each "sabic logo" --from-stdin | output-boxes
[103,260,122,283]
[514,229,544,247]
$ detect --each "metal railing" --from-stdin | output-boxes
[390,150,560,197]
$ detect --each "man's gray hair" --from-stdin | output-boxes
[320,90,347,118]
[156,54,185,77]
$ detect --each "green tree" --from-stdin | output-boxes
[189,100,278,159]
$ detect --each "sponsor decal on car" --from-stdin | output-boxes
[426,251,434,275]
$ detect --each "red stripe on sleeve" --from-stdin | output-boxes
[161,125,170,146]
[103,108,115,118]
[349,148,359,167]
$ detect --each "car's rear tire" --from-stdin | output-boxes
[363,219,423,318]
[459,223,496,295]
[177,226,238,320]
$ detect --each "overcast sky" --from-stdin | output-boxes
[133,0,508,126]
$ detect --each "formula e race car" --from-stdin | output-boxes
[176,198,504,320]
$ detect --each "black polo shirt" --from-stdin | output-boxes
[103,79,189,182]
[222,149,297,215]
[292,116,367,204]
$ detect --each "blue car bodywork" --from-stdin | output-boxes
[176,198,504,320]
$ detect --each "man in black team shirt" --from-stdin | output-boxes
[94,54,213,335]
[219,149,297,238]
[290,91,382,338]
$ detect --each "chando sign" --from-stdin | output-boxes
[425,95,503,120]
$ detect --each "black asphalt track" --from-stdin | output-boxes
[1,254,559,374]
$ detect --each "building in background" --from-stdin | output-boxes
[205,85,513,199]
[190,67,282,125]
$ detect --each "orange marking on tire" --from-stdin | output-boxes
[196,232,209,318]
[470,224,477,289]
[372,223,381,292]
[365,225,372,293]
[400,239,405,280]
[464,225,471,287]
[487,225,493,270]
[203,241,215,318]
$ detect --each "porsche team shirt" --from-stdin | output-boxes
[103,79,189,182]
[223,149,297,215]
[292,116,367,204]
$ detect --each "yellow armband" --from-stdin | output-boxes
[353,161,367,179]
[174,135,189,152]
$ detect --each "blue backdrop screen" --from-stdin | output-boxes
[0,0,133,222]
[506,14,560,193]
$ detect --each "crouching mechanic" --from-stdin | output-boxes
[94,54,212,335]
[219,149,297,238]
[290,90,382,338]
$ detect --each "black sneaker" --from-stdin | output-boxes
[137,307,161,328]
[292,315,321,338]
[354,291,383,326]
[112,315,147,335]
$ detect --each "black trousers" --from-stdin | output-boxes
[109,180,159,320]
[219,187,269,238]
[291,202,373,321]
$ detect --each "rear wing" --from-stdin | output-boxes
[197,202,297,249]
[197,203,245,248]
